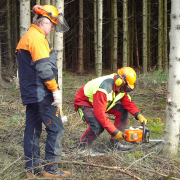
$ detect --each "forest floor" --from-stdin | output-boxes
[0,70,180,180]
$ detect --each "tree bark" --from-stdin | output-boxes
[20,0,30,38]
[112,0,117,72]
[77,0,84,74]
[164,0,168,71]
[54,0,64,116]
[161,1,180,156]
[7,0,13,75]
[97,0,103,77]
[123,0,128,67]
[142,0,148,73]
[94,0,98,74]
[134,2,140,68]
[158,0,164,70]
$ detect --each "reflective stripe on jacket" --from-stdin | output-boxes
[16,24,58,105]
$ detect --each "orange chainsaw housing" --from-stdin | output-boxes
[124,127,143,142]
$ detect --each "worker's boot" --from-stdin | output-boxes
[43,168,71,178]
[26,168,42,178]
[109,139,132,151]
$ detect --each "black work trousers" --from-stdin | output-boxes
[24,95,64,171]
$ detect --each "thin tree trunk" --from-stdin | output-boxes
[164,0,168,71]
[72,0,77,70]
[77,0,84,74]
[87,21,90,70]
[45,0,50,42]
[50,0,55,46]
[54,0,64,116]
[134,2,140,68]
[158,0,163,70]
[112,0,117,72]
[13,0,18,71]
[123,0,128,67]
[41,0,45,5]
[142,0,148,73]
[20,0,30,38]
[110,0,114,70]
[161,1,180,156]
[148,0,151,70]
[36,0,40,5]
[97,0,103,77]
[94,0,98,74]
[130,0,134,67]
[7,0,13,75]
[0,40,3,83]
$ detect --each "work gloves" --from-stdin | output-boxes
[113,131,124,140]
[137,114,147,126]
[52,90,61,107]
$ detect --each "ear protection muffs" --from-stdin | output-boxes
[115,75,124,86]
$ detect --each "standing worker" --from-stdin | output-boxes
[74,67,147,152]
[16,5,70,178]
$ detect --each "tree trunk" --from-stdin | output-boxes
[50,0,55,46]
[97,0,103,77]
[123,0,128,67]
[130,0,135,67]
[94,0,98,74]
[0,40,3,83]
[161,1,180,156]
[77,0,84,74]
[142,0,148,73]
[164,0,168,71]
[7,0,13,75]
[36,0,40,5]
[134,2,140,68]
[148,0,151,70]
[54,0,64,116]
[158,0,163,70]
[13,0,18,71]
[112,0,117,72]
[45,0,50,42]
[20,0,30,38]
[110,0,114,70]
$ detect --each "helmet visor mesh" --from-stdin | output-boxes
[55,14,70,32]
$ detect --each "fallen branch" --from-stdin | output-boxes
[60,160,142,180]
[125,152,155,171]
[0,156,22,174]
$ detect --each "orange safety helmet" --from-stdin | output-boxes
[117,67,136,89]
[33,5,69,32]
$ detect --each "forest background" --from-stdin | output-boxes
[0,0,171,79]
[0,0,180,180]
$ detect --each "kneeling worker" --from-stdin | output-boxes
[74,67,147,152]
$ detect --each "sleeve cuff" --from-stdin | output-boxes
[134,112,141,120]
[111,129,119,137]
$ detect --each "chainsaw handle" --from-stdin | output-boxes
[142,121,146,142]
[122,134,127,139]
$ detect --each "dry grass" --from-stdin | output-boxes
[0,70,180,180]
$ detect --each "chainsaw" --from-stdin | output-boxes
[123,122,180,143]
[123,122,150,143]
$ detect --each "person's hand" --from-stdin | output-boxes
[137,114,147,126]
[113,131,124,140]
[52,90,61,107]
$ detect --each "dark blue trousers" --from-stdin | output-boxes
[24,95,64,171]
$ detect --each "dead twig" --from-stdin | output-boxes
[60,160,143,180]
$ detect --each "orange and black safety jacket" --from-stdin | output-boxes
[74,74,140,135]
[16,24,58,105]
